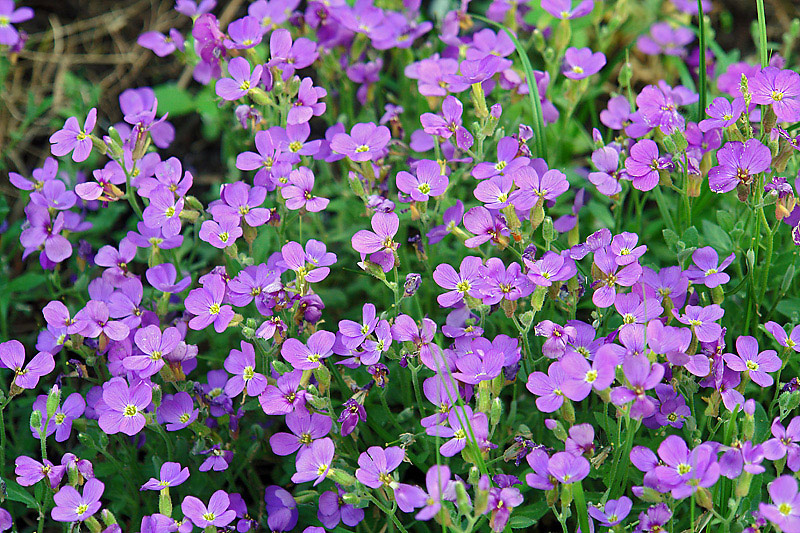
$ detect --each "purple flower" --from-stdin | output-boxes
[591,248,642,308]
[673,304,724,342]
[182,491,236,528]
[142,184,183,237]
[699,97,745,132]
[426,406,492,456]
[760,475,800,532]
[0,340,54,390]
[292,437,334,486]
[708,139,771,194]
[259,370,308,415]
[51,478,104,522]
[0,507,10,532]
[563,47,606,79]
[637,22,694,56]
[763,417,800,471]
[31,392,85,442]
[560,348,616,401]
[281,167,329,212]
[488,487,523,532]
[15,456,63,488]
[535,320,577,359]
[654,437,720,499]
[282,330,335,370]
[49,108,97,162]
[636,83,689,134]
[199,445,233,472]
[269,408,332,456]
[158,391,199,431]
[766,321,800,352]
[352,211,399,272]
[686,247,735,287]
[749,67,800,122]
[433,256,484,308]
[236,129,289,185]
[216,57,263,101]
[723,335,781,387]
[395,465,455,520]
[146,264,191,293]
[609,354,664,418]
[478,257,532,304]
[338,398,367,436]
[175,0,216,17]
[526,360,568,412]
[289,77,327,125]
[452,345,504,384]
[624,139,666,191]
[427,200,464,244]
[98,377,151,436]
[420,95,470,142]
[224,341,267,397]
[268,28,318,80]
[199,215,243,249]
[224,15,262,49]
[137,28,185,57]
[525,448,554,490]
[472,137,529,180]
[330,122,391,162]
[589,146,627,197]
[123,325,181,378]
[463,206,509,248]
[185,275,234,333]
[20,205,73,263]
[541,0,594,19]
[318,487,364,529]
[588,496,632,527]
[356,446,405,488]
[264,486,299,532]
[0,0,33,45]
[635,504,673,533]
[209,182,270,227]
[548,451,590,484]
[719,441,765,479]
[396,160,448,202]
[140,462,190,491]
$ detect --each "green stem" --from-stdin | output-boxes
[572,481,592,533]
[756,0,769,67]
[365,493,409,533]
[471,14,547,161]
[695,1,707,122]
[124,167,144,220]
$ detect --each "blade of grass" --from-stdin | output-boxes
[696,1,707,122]
[471,14,548,162]
[756,0,768,67]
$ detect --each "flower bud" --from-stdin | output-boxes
[46,384,61,419]
[454,480,472,515]
[327,468,357,486]
[29,409,42,431]
[101,509,118,526]
[542,216,555,244]
[159,487,173,516]
[490,397,503,427]
[249,87,271,106]
[272,361,291,374]
[342,493,362,505]
[403,273,422,298]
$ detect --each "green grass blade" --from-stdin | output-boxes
[471,14,548,162]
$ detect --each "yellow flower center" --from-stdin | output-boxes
[209,303,221,315]
[355,145,370,153]
[123,404,138,417]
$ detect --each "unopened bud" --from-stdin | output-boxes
[46,385,61,419]
[455,480,472,515]
[327,468,357,486]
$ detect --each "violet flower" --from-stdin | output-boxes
[318,487,364,529]
[395,465,455,520]
[708,139,771,194]
[182,491,236,528]
[686,246,735,287]
[624,139,667,191]
[49,108,97,162]
[549,451,590,484]
[215,57,263,101]
[760,475,800,532]
[98,377,151,436]
[258,370,308,415]
[526,360,568,412]
[282,167,329,212]
[281,330,335,370]
[0,340,54,390]
[765,321,800,352]
[609,354,664,418]
[184,274,234,333]
[541,0,594,19]
[588,496,632,527]
[355,445,404,488]
[0,1,33,45]
[269,408,332,456]
[749,67,800,122]
[396,160,448,202]
[352,211,400,272]
[224,341,267,397]
[291,437,334,486]
[562,47,606,80]
[140,462,190,491]
[591,248,642,308]
[51,478,104,522]
[433,256,484,308]
[330,122,391,162]
[724,335,780,387]
[672,304,724,343]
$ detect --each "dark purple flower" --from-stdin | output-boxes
[686,247,735,287]
[269,408,332,456]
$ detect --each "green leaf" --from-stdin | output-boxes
[701,220,733,255]
[663,229,680,252]
[716,210,735,232]
[3,478,39,510]
[509,515,537,529]
[154,83,196,116]
[681,226,699,248]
